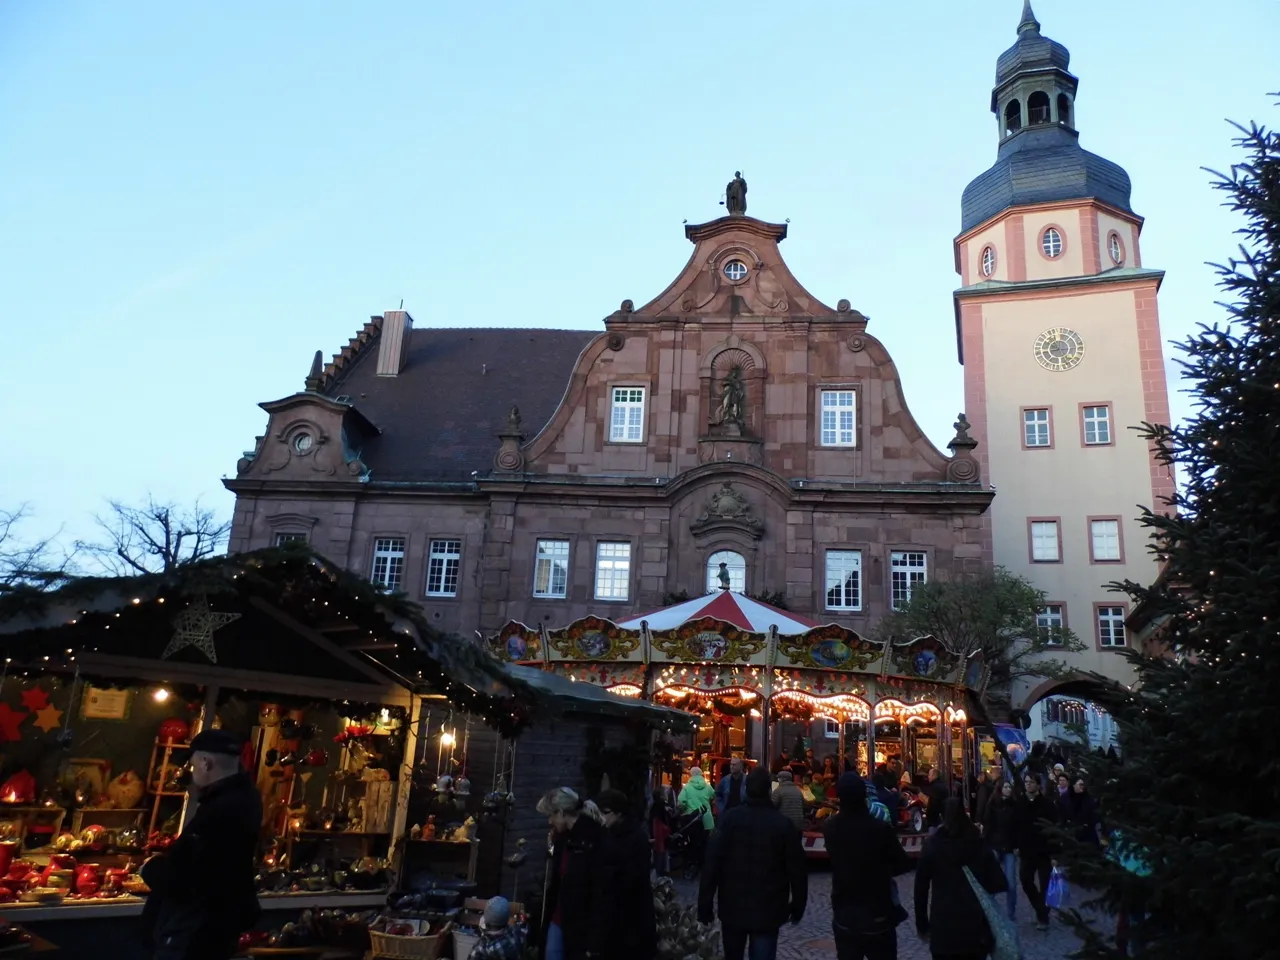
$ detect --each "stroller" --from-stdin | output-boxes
[666,810,707,880]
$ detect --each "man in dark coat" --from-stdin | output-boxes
[597,790,656,960]
[1015,773,1058,929]
[924,767,949,832]
[140,730,262,960]
[539,788,618,960]
[823,775,911,960]
[698,767,807,960]
[914,799,1007,958]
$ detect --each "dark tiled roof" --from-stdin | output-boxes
[995,19,1070,86]
[961,124,1133,232]
[326,327,598,481]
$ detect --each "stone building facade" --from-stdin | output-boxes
[225,196,992,642]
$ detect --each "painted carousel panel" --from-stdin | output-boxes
[774,624,884,672]
[647,616,768,665]
[485,620,543,663]
[886,635,962,684]
[544,616,642,662]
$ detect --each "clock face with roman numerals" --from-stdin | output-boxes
[1034,327,1085,371]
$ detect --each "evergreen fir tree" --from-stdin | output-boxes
[1063,106,1280,959]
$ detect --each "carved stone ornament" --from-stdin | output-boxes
[606,332,625,351]
[619,299,634,314]
[945,412,981,483]
[691,481,764,540]
[836,299,852,314]
[493,404,526,473]
[846,334,866,353]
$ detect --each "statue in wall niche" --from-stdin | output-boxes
[717,365,747,429]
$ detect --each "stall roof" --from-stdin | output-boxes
[507,664,695,732]
[0,544,536,736]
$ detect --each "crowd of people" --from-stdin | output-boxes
[533,748,1143,960]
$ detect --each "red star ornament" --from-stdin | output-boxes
[0,704,28,742]
[20,687,49,712]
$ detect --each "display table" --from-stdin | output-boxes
[0,890,387,924]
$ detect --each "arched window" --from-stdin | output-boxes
[1004,99,1022,134]
[1041,226,1063,259]
[706,551,746,594]
[1028,92,1051,125]
[1056,93,1072,128]
[980,245,996,278]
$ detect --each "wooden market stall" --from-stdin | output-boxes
[0,545,536,957]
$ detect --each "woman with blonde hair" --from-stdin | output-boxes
[537,787,616,960]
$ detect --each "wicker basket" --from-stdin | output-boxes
[369,922,452,960]
[452,930,479,960]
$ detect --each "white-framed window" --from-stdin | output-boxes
[1083,405,1111,445]
[706,550,746,594]
[890,551,927,610]
[609,387,645,443]
[425,539,462,597]
[1023,408,1051,447]
[980,245,995,278]
[594,542,632,601]
[823,718,840,739]
[1042,227,1063,258]
[274,532,307,546]
[824,550,862,612]
[1098,606,1127,648]
[1108,232,1124,265]
[1090,520,1121,561]
[820,390,857,447]
[533,539,570,599]
[1036,605,1065,646]
[1030,521,1061,562]
[370,537,406,590]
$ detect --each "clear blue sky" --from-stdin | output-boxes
[2,1,1276,552]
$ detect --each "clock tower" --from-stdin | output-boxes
[954,1,1173,702]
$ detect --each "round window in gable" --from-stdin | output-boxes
[1041,227,1064,259]
[722,259,749,282]
[980,245,996,278]
[293,433,314,454]
[1107,231,1124,266]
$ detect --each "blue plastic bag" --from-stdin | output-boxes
[1045,866,1070,909]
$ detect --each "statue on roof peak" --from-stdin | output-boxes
[725,172,747,216]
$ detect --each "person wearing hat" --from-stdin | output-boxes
[140,729,262,960]
[469,897,525,960]
[597,789,657,960]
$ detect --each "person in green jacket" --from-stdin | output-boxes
[678,767,716,877]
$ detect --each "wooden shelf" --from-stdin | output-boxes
[295,831,389,839]
[147,791,186,798]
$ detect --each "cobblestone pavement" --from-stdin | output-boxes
[678,867,1100,960]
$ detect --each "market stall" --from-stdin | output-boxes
[0,545,536,956]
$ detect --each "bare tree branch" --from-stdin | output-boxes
[76,496,232,576]
[0,504,77,591]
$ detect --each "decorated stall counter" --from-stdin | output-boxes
[488,584,989,858]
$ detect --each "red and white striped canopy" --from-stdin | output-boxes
[616,590,821,636]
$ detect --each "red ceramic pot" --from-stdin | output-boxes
[48,854,77,871]
[158,718,190,745]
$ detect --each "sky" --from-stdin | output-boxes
[2,1,1276,554]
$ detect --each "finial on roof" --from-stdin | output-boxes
[304,350,324,392]
[1017,0,1040,34]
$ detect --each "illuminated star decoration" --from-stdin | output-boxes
[161,596,242,665]
[32,704,63,734]
[20,687,49,712]
[0,704,27,742]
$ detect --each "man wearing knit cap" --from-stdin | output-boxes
[141,729,262,960]
[823,773,912,960]
[470,897,524,960]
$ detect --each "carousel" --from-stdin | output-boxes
[487,586,992,855]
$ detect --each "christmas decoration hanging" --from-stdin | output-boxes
[0,703,27,742]
[19,687,49,712]
[161,596,242,663]
[32,704,63,734]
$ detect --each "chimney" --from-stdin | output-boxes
[376,310,413,376]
